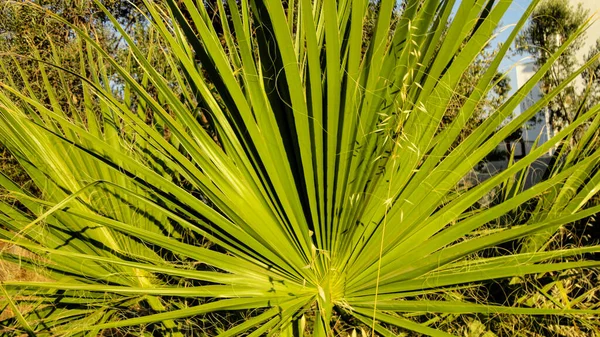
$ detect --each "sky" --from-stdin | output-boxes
[448,0,534,71]
[495,0,534,70]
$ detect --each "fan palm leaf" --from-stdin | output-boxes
[1,0,599,335]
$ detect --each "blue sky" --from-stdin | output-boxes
[449,0,534,70]
[496,0,534,70]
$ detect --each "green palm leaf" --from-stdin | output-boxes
[1,0,599,335]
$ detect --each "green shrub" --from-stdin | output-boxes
[1,0,599,335]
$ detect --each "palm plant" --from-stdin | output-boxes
[1,0,599,335]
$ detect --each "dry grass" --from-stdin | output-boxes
[0,242,49,322]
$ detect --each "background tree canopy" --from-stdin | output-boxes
[516,0,600,132]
